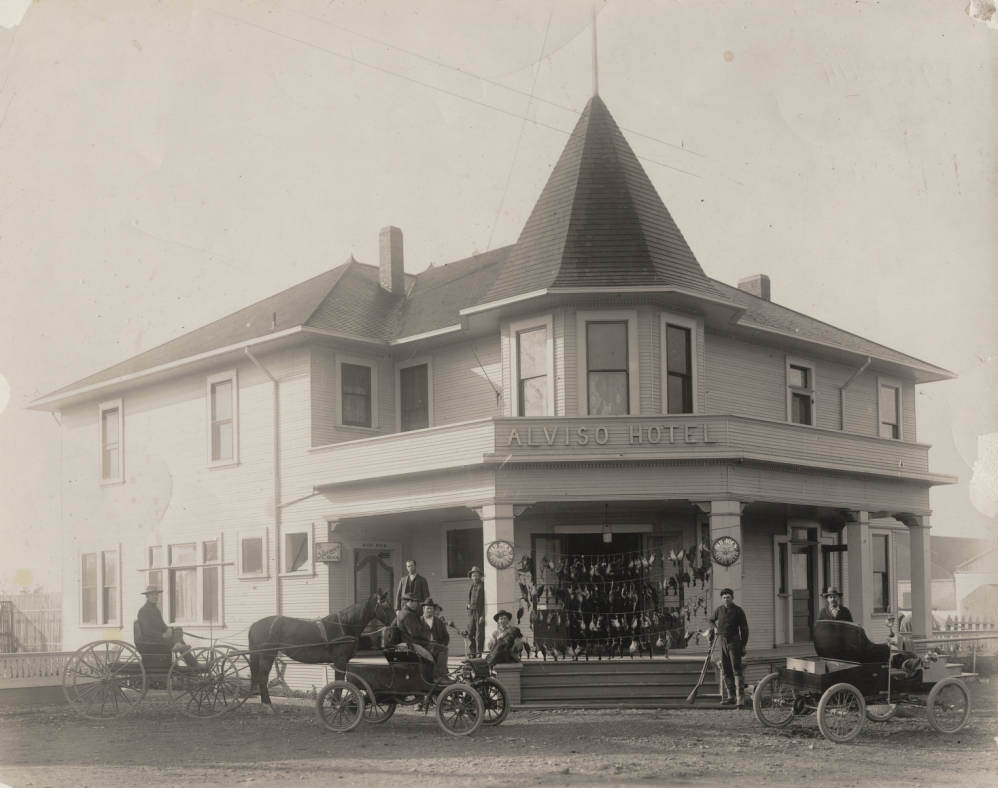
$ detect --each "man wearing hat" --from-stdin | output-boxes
[136,585,198,668]
[709,588,750,708]
[420,598,450,679]
[394,559,430,614]
[390,591,435,661]
[466,566,485,658]
[484,609,524,665]
[817,587,853,622]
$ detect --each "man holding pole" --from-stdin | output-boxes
[709,587,750,708]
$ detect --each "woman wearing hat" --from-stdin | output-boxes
[466,566,485,658]
[817,587,853,622]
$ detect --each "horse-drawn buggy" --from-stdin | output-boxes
[61,622,252,719]
[314,646,509,736]
[753,620,973,742]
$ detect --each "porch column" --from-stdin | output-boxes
[906,516,933,639]
[845,511,874,632]
[706,500,743,607]
[479,503,517,631]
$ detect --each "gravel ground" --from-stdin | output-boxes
[1,686,997,787]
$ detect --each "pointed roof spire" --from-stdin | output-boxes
[478,95,721,306]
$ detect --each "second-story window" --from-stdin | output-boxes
[341,362,373,427]
[207,370,238,465]
[399,363,429,431]
[665,324,693,414]
[98,399,123,483]
[786,359,815,426]
[587,321,629,415]
[517,326,548,416]
[879,382,900,439]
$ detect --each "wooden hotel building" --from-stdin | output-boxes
[32,96,955,699]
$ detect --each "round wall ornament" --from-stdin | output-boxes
[711,535,741,567]
[486,540,515,570]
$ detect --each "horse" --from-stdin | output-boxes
[247,591,393,709]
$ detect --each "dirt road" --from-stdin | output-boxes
[2,692,996,787]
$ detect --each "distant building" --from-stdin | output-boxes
[897,537,998,626]
[32,95,955,679]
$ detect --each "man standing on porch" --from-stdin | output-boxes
[816,587,853,622]
[394,559,430,613]
[709,588,750,709]
[466,566,486,658]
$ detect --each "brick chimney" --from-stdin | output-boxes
[379,226,404,295]
[737,274,771,301]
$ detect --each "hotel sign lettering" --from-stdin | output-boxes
[504,422,721,448]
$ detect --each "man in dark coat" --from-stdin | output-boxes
[816,587,853,622]
[709,587,750,708]
[136,585,198,667]
[421,598,450,678]
[394,560,430,613]
[466,566,485,658]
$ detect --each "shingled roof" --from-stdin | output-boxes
[479,95,725,306]
[33,96,952,408]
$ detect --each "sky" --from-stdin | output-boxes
[1,0,996,593]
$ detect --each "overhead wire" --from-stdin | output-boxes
[208,8,702,179]
[294,4,704,158]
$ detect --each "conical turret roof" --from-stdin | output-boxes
[479,95,722,305]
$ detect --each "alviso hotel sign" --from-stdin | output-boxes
[499,420,723,450]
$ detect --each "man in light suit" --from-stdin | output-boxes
[394,559,430,613]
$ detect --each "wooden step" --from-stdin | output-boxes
[522,675,705,689]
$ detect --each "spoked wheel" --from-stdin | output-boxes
[865,702,898,722]
[817,682,866,743]
[477,677,510,726]
[926,678,971,734]
[215,648,253,712]
[753,672,796,728]
[168,647,237,718]
[435,682,484,736]
[62,640,147,719]
[343,671,396,724]
[315,680,365,732]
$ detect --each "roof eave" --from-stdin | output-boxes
[28,326,309,412]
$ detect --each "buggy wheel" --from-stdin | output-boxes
[753,672,795,728]
[435,682,484,737]
[343,671,396,724]
[168,647,234,718]
[817,683,866,743]
[62,640,146,719]
[477,677,510,726]
[315,680,365,732]
[215,648,253,712]
[926,678,971,734]
[865,703,898,722]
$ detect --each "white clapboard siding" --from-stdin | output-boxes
[431,337,502,425]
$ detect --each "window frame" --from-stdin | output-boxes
[576,309,639,416]
[785,356,816,426]
[509,314,555,417]
[206,369,239,467]
[444,526,484,580]
[395,356,433,432]
[98,398,124,484]
[79,545,122,628]
[871,531,892,614]
[237,527,269,579]
[336,356,378,430]
[877,377,902,440]
[659,311,698,415]
[145,535,225,625]
[280,528,315,577]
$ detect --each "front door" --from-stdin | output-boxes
[791,545,815,642]
[354,548,394,602]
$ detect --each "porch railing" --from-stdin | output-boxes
[0,651,72,684]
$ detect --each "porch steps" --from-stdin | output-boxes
[520,658,706,704]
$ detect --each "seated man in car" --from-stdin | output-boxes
[390,591,436,669]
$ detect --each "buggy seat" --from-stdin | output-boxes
[384,645,436,684]
[814,620,890,664]
[133,620,174,672]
